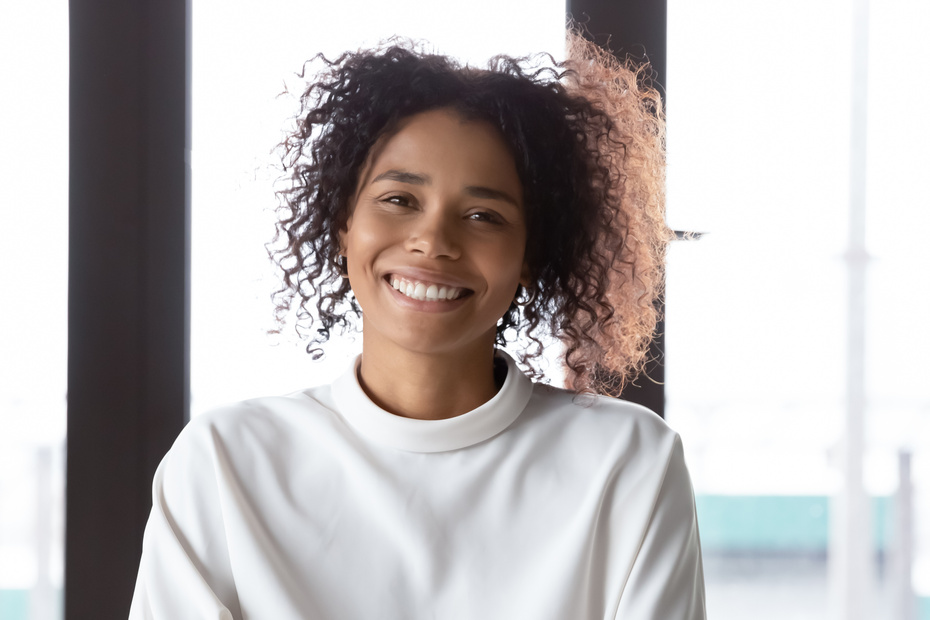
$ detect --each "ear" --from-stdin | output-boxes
[337,214,353,256]
[519,261,532,290]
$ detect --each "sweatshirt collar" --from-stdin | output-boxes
[332,351,533,453]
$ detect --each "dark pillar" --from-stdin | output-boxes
[66,0,190,616]
[566,0,667,416]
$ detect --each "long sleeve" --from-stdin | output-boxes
[613,435,706,619]
[128,421,242,620]
[127,373,707,620]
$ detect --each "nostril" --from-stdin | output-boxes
[405,230,459,260]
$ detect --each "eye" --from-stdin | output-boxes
[381,194,413,208]
[466,210,503,224]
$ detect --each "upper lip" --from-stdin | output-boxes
[383,266,474,291]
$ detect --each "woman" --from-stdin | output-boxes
[129,34,705,619]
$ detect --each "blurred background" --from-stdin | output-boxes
[1,0,927,618]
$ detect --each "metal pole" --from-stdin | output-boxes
[829,0,873,618]
[564,0,668,416]
[67,0,191,615]
[30,446,54,620]
[891,451,916,620]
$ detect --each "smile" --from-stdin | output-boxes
[388,275,468,302]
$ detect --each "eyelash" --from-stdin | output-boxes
[379,195,503,225]
[467,211,502,225]
[382,194,412,207]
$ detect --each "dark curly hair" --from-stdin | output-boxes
[270,33,669,396]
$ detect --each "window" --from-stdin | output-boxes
[666,1,930,617]
[0,1,68,618]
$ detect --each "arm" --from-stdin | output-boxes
[129,421,243,620]
[613,435,706,620]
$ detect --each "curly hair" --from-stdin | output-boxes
[270,32,669,396]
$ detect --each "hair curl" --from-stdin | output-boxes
[270,32,670,396]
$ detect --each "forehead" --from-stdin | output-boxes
[358,108,522,194]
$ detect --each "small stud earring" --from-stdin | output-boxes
[514,285,536,307]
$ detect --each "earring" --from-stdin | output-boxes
[337,256,349,278]
[514,285,536,307]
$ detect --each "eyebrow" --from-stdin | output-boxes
[371,169,431,185]
[464,185,520,208]
[371,169,520,208]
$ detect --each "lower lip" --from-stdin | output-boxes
[384,278,471,313]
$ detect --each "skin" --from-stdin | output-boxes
[339,108,529,420]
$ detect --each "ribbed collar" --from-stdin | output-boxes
[332,351,533,453]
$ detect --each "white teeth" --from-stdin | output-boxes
[389,276,463,302]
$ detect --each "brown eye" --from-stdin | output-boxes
[383,194,412,207]
[467,211,501,224]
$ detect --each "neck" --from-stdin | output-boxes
[357,331,500,421]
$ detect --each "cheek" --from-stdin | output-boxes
[345,216,392,261]
[486,239,527,296]
[502,230,528,273]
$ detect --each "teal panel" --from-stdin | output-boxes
[873,495,892,551]
[0,588,63,620]
[920,595,930,620]
[0,589,29,620]
[695,495,892,553]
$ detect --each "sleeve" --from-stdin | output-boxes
[613,434,706,620]
[128,420,243,620]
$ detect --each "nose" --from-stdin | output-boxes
[404,209,460,259]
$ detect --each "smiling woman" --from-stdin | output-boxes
[342,109,528,419]
[271,38,669,397]
[129,33,704,620]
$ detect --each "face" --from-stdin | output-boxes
[339,108,528,360]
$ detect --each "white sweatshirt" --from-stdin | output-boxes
[129,352,705,619]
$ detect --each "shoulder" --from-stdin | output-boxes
[160,384,341,475]
[506,383,685,484]
[526,383,679,451]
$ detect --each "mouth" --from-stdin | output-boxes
[386,275,471,302]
